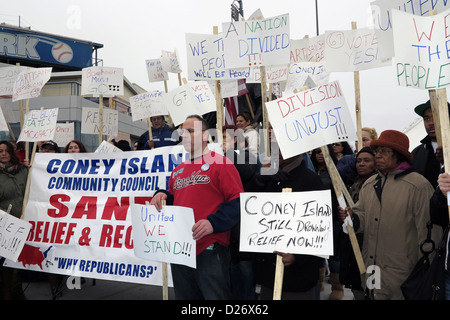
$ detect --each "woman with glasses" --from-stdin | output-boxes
[338,130,442,299]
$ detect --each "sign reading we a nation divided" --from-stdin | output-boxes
[393,9,450,89]
[266,80,356,159]
[240,190,333,257]
[3,146,191,285]
[222,13,291,69]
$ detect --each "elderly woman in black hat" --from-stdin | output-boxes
[338,130,442,300]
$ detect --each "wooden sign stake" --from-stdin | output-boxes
[352,21,363,152]
[272,187,292,300]
[161,199,169,300]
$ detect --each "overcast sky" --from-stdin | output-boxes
[2,0,442,139]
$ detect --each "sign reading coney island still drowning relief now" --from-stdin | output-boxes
[240,191,333,257]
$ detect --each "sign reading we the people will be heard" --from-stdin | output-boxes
[393,9,450,89]
[222,13,290,69]
[266,80,356,159]
[240,191,333,257]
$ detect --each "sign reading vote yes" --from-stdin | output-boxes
[130,205,196,268]
[393,9,450,89]
[164,81,216,126]
[266,80,356,159]
[240,191,333,256]
[222,13,290,68]
[81,66,124,97]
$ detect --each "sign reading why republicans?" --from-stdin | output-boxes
[130,205,196,268]
[17,108,58,143]
[240,190,333,257]
[393,9,450,89]
[3,146,192,285]
[266,80,356,159]
[222,13,290,68]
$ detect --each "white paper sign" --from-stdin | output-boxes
[12,67,52,102]
[17,108,59,142]
[81,66,124,97]
[324,28,390,72]
[240,191,333,256]
[0,66,28,96]
[52,123,74,148]
[266,81,356,159]
[393,9,450,89]
[222,13,290,68]
[164,81,216,126]
[285,62,330,93]
[290,35,325,63]
[185,33,250,80]
[145,59,169,83]
[0,209,32,262]
[130,91,167,122]
[130,205,196,268]
[161,50,182,73]
[247,64,289,84]
[94,140,123,153]
[81,107,118,137]
[0,107,7,132]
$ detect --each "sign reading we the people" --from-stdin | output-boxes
[130,205,196,268]
[222,13,290,69]
[266,80,356,159]
[240,190,333,257]
[393,9,450,89]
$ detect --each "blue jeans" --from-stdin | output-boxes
[445,272,450,300]
[171,243,232,300]
[230,260,255,300]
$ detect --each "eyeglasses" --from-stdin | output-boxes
[373,148,394,156]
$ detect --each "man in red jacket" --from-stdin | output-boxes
[151,115,243,300]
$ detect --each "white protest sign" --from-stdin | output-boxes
[0,107,7,132]
[371,0,450,62]
[12,67,52,102]
[17,108,59,142]
[240,191,333,256]
[52,122,74,148]
[217,79,238,98]
[130,91,167,122]
[164,81,216,126]
[94,140,123,153]
[130,205,196,268]
[285,62,330,93]
[393,9,450,89]
[266,81,356,159]
[290,35,325,63]
[222,13,290,68]
[0,209,32,262]
[145,59,169,83]
[185,33,250,81]
[161,50,182,74]
[247,64,289,84]
[3,147,192,285]
[81,66,124,97]
[81,107,118,137]
[324,28,390,72]
[0,65,28,96]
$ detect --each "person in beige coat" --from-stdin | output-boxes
[339,130,442,300]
